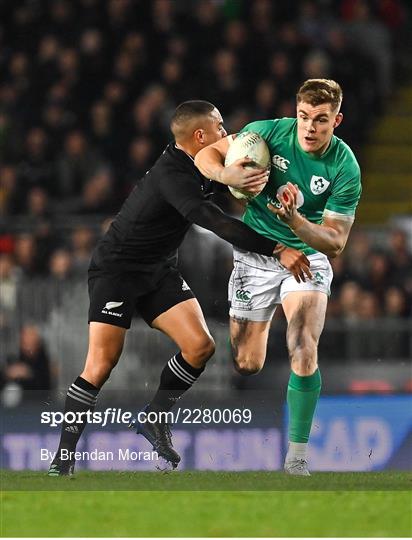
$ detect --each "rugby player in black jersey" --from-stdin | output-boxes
[48,101,311,475]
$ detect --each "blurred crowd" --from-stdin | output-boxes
[0,0,409,218]
[0,0,411,392]
[328,228,412,320]
[0,323,53,394]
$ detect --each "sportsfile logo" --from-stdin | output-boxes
[272,154,290,172]
[41,407,252,427]
[101,301,124,317]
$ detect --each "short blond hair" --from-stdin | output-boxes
[297,79,343,111]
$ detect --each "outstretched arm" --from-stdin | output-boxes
[268,182,353,258]
[187,200,312,283]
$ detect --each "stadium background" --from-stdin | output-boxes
[1,0,412,474]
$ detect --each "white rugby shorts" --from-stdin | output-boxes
[228,248,333,322]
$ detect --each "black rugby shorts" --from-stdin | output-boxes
[88,267,195,328]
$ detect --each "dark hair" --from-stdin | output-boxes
[297,79,343,111]
[171,100,215,128]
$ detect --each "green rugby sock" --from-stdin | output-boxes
[287,369,322,443]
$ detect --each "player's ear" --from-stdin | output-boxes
[193,128,205,144]
[334,112,343,128]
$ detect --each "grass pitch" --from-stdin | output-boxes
[1,470,411,537]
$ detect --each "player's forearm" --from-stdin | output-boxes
[194,147,225,183]
[187,202,277,256]
[289,214,344,258]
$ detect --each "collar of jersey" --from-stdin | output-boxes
[294,129,336,160]
[174,143,195,162]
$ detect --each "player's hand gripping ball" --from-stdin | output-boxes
[225,132,271,200]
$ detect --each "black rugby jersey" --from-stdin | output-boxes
[90,143,276,274]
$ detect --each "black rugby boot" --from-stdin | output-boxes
[129,406,181,468]
[48,457,75,476]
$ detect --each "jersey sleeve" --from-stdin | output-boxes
[240,119,281,140]
[186,201,276,256]
[157,166,206,218]
[324,162,362,221]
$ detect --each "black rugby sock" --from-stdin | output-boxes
[54,376,99,460]
[147,352,204,413]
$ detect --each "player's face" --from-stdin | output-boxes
[296,102,343,155]
[202,108,227,145]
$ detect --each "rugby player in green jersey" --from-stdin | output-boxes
[195,79,361,475]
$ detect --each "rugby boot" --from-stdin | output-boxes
[48,457,75,476]
[284,457,311,476]
[129,406,181,468]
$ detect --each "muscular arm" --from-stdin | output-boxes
[194,139,228,181]
[161,166,311,282]
[186,200,277,256]
[285,213,353,258]
[268,182,354,258]
[194,136,269,191]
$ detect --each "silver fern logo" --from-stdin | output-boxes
[102,301,124,317]
[104,301,124,310]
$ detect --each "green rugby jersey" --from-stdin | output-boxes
[239,118,361,255]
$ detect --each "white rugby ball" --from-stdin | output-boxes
[224,131,270,200]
